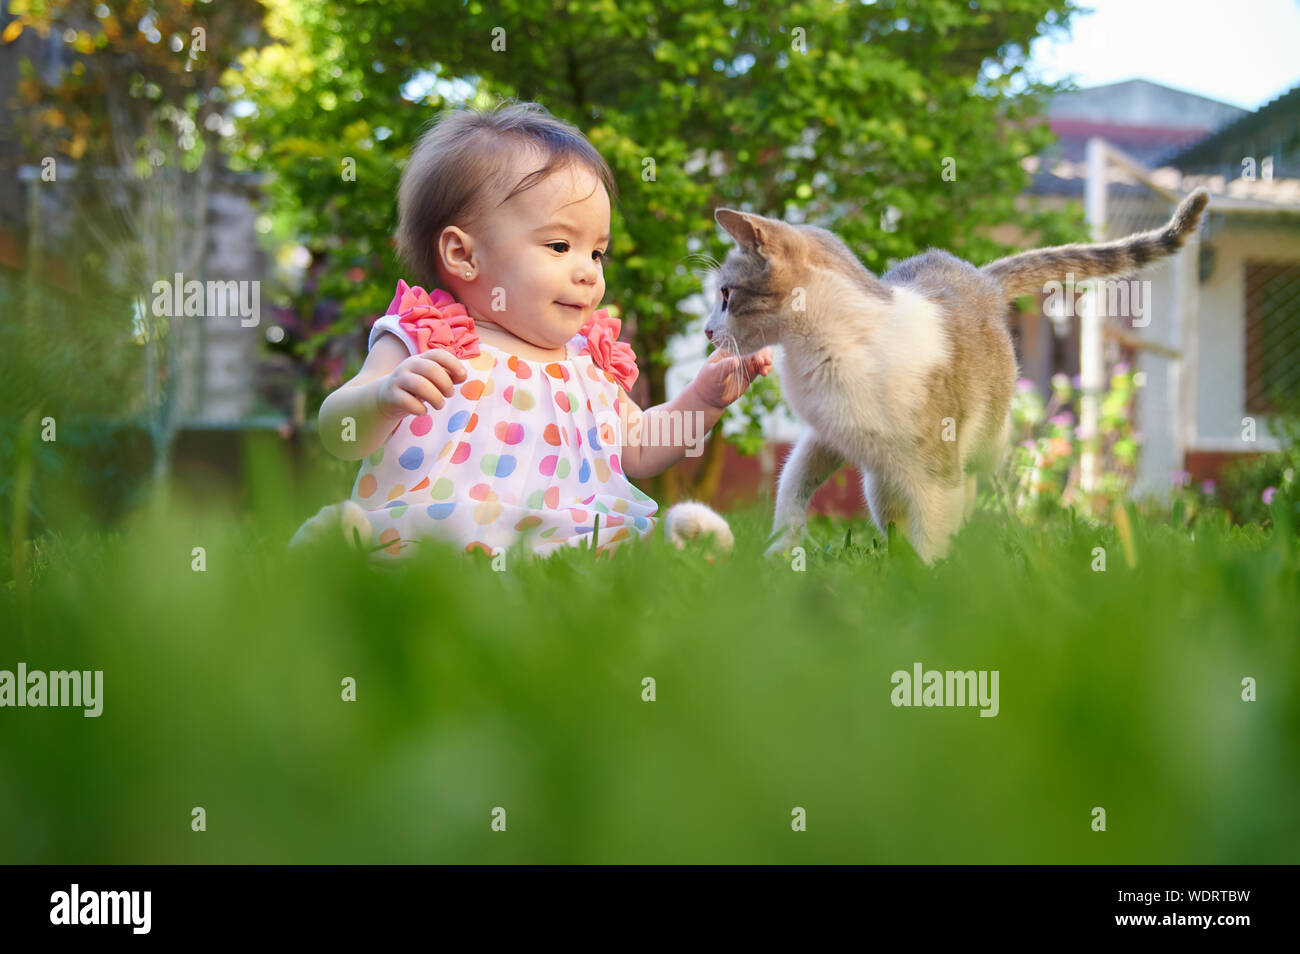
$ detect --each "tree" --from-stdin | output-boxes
[229,0,1085,502]
[4,0,264,498]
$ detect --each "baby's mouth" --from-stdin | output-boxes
[555,301,586,313]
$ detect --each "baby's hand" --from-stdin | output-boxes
[692,347,774,409]
[375,348,467,419]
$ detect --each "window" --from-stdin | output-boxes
[1244,262,1300,413]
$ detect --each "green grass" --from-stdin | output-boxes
[2,435,1298,863]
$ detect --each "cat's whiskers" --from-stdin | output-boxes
[680,253,723,288]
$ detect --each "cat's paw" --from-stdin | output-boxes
[763,526,804,561]
[289,500,374,551]
[664,501,734,555]
[338,500,374,550]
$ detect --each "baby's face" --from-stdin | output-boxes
[461,160,610,350]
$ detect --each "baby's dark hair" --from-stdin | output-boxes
[396,100,618,287]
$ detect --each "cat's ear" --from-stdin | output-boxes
[715,209,780,257]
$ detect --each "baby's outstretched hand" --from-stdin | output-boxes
[692,346,774,410]
[376,348,467,419]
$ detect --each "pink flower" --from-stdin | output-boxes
[578,309,639,391]
[1263,486,1277,505]
[1200,480,1216,495]
[1171,470,1191,488]
[384,280,479,359]
[1016,377,1036,393]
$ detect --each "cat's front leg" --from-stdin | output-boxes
[766,432,844,558]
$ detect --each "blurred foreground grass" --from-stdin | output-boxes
[2,435,1298,863]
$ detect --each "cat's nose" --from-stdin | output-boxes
[705,328,714,341]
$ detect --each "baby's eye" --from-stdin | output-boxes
[546,242,570,253]
[594,249,608,264]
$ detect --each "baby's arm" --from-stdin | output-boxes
[618,384,724,479]
[317,333,466,461]
[618,347,774,479]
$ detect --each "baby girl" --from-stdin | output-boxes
[301,101,772,560]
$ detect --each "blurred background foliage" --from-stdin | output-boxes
[1009,366,1300,531]
[3,0,267,553]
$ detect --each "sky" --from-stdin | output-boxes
[1029,0,1300,110]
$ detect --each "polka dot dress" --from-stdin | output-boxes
[350,288,659,561]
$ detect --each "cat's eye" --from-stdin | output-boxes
[720,286,731,309]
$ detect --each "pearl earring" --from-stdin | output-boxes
[464,270,472,279]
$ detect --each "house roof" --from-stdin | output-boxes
[1049,78,1247,130]
[1157,83,1300,169]
[1029,79,1248,172]
[1043,118,1211,165]
[1025,79,1300,201]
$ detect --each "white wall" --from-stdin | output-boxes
[1134,218,1299,499]
[1193,222,1299,448]
[1133,257,1182,497]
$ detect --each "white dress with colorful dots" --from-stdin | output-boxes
[349,282,659,560]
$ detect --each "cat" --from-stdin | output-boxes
[704,188,1210,564]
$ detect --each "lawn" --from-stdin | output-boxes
[2,436,1297,864]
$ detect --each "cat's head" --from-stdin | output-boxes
[705,208,882,354]
[703,209,802,354]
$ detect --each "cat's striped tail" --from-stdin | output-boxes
[981,188,1209,300]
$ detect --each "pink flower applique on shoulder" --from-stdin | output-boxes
[578,309,638,391]
[384,280,480,358]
